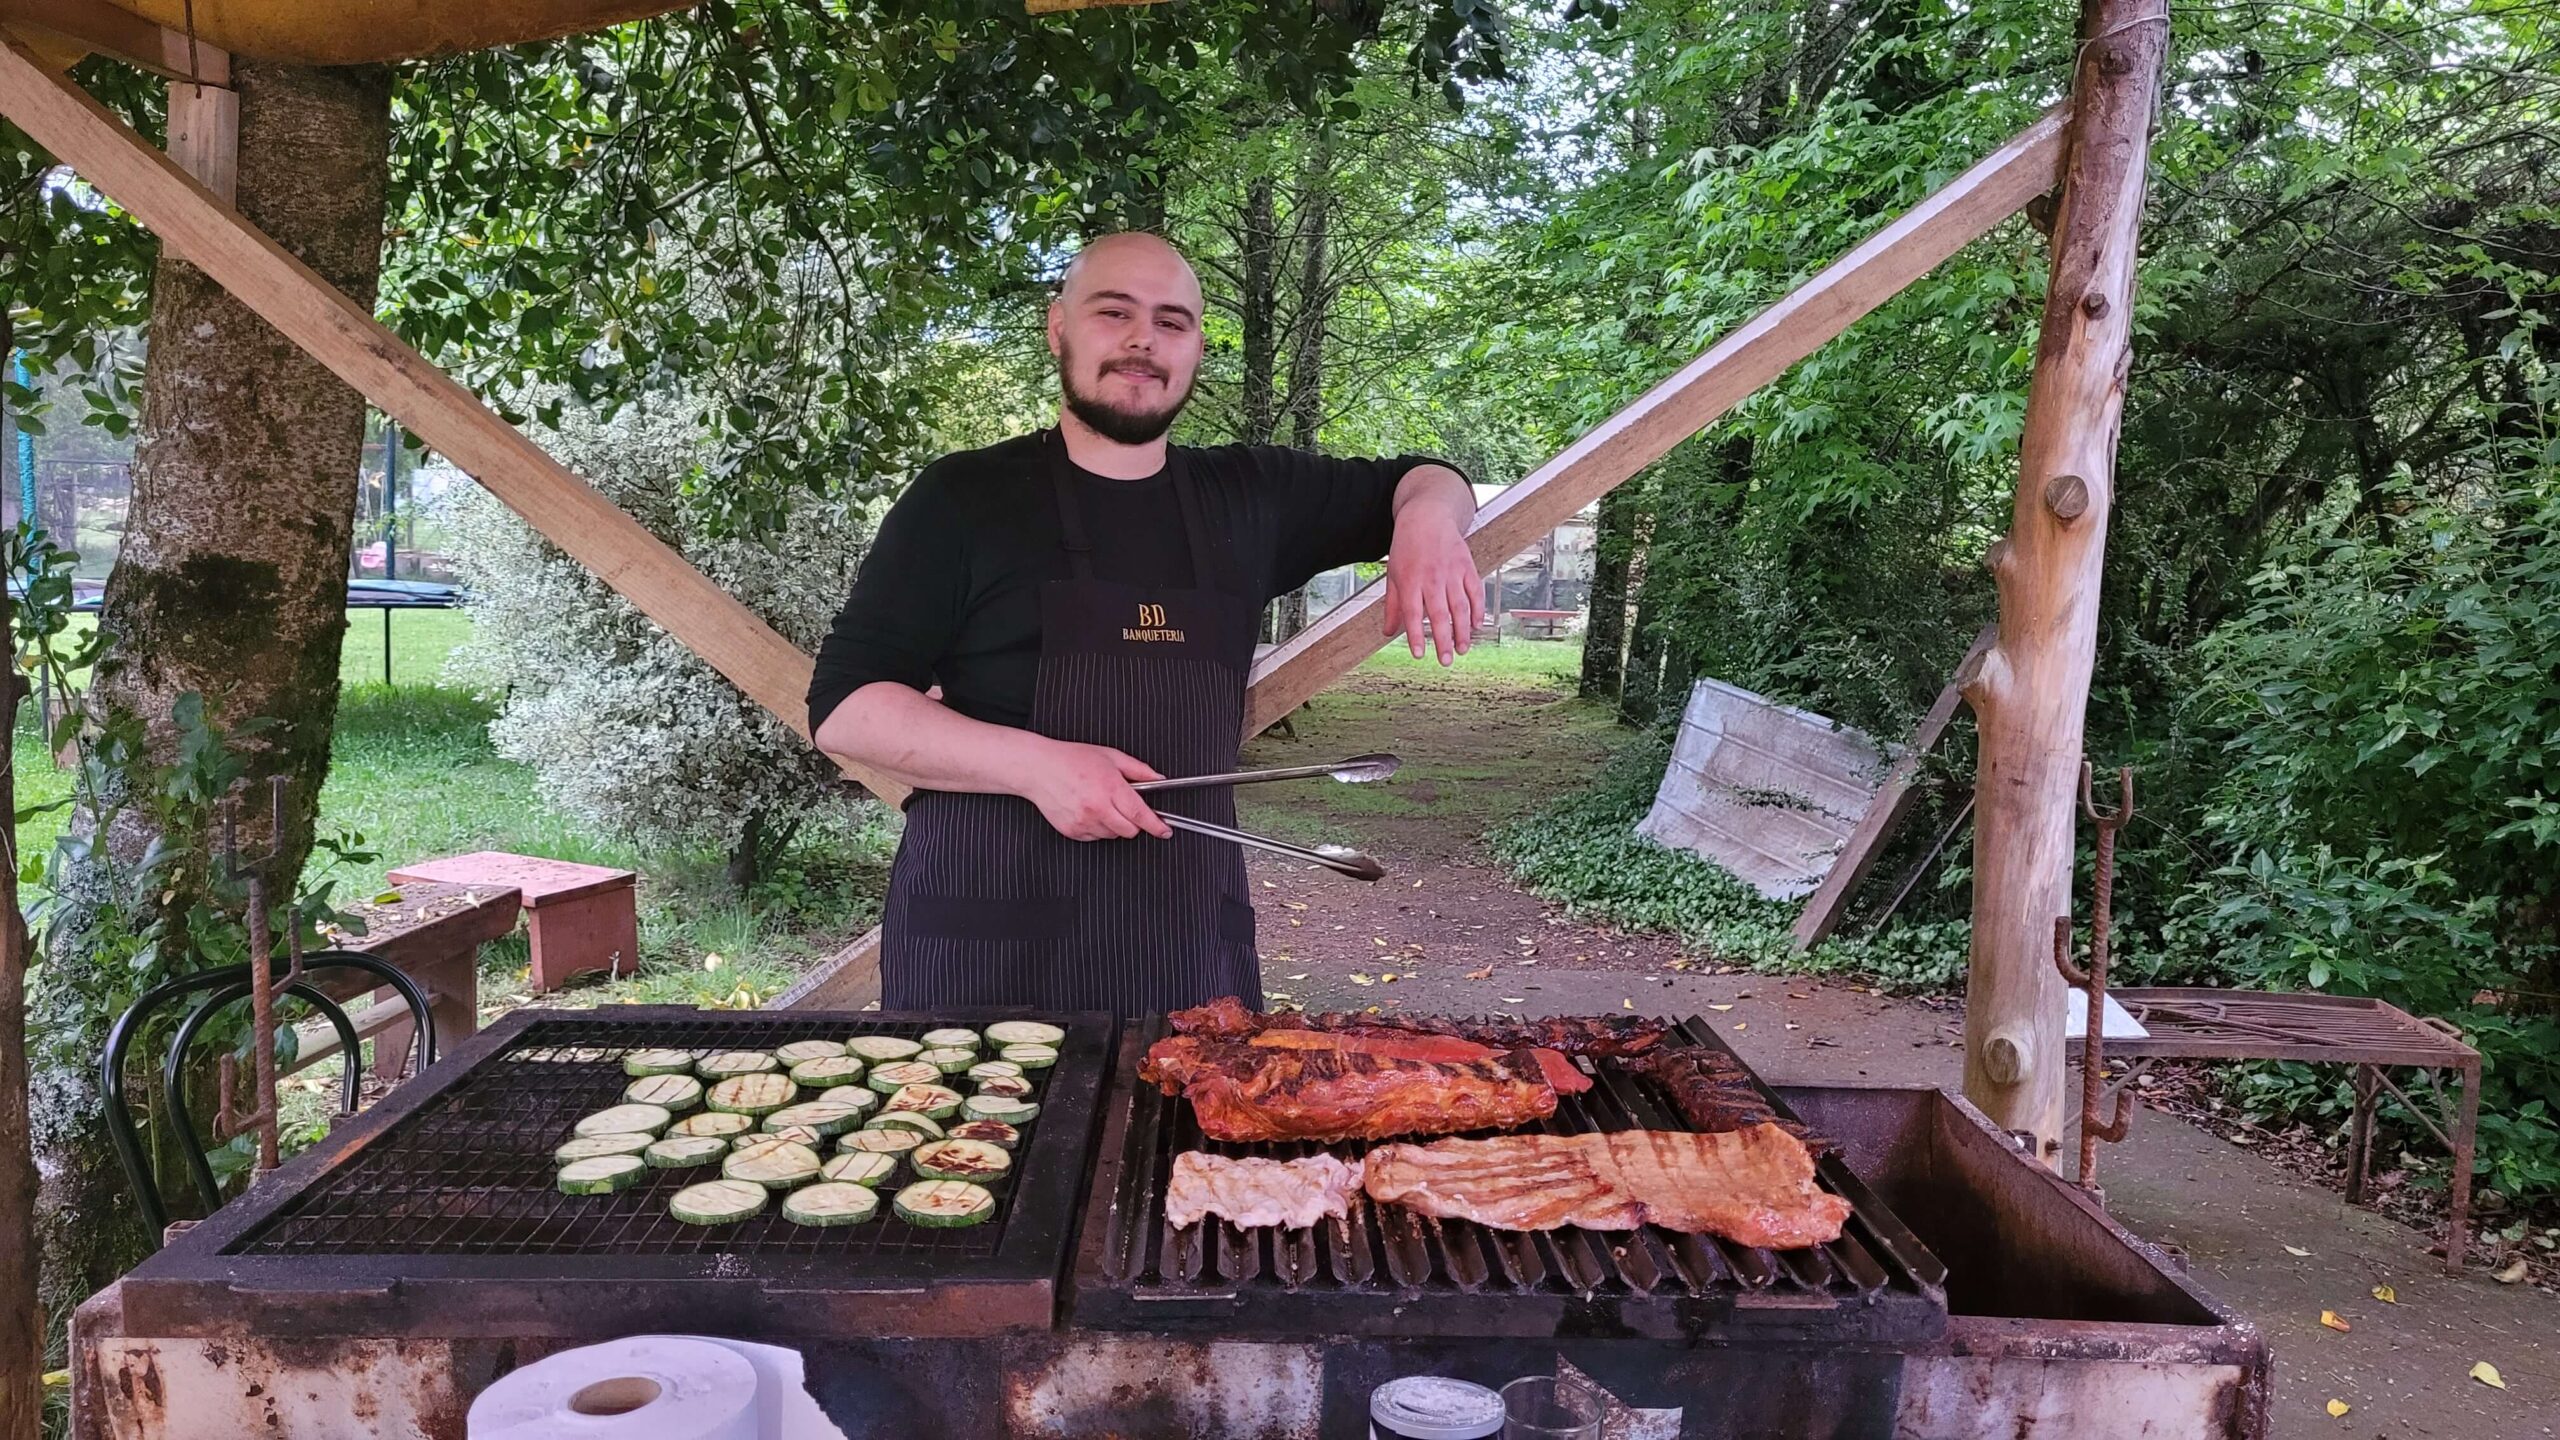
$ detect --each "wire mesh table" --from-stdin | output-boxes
[2070,988,2481,1273]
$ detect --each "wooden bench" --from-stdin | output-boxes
[2071,987,2482,1273]
[288,880,520,1083]
[1507,607,1580,639]
[388,851,640,992]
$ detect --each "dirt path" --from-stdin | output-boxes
[1234,652,2556,1440]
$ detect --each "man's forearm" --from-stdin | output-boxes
[814,682,1044,796]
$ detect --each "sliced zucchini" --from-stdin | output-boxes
[644,1135,729,1169]
[916,1046,978,1075]
[985,1020,1066,1048]
[622,1073,704,1112]
[919,1026,981,1051]
[783,1181,882,1227]
[911,1138,1013,1184]
[696,1050,779,1079]
[623,1048,699,1077]
[706,1073,798,1117]
[667,1110,756,1139]
[866,1061,944,1094]
[723,1137,821,1189]
[574,1102,673,1138]
[866,1111,946,1140]
[820,1151,900,1188]
[765,1100,865,1138]
[965,1060,1025,1084]
[670,1178,767,1225]
[790,1055,868,1090]
[963,1095,1039,1126]
[844,1035,924,1063]
[555,1132,654,1163]
[883,1083,964,1121]
[947,1119,1020,1151]
[558,1155,646,1195]
[838,1128,926,1157]
[892,1180,996,1228]
[996,1043,1058,1070]
[758,1124,824,1148]
[972,1074,1034,1099]
[773,1038,846,1066]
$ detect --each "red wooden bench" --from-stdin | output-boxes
[388,852,641,992]
[289,879,520,1082]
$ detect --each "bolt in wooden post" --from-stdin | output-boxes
[1959,0,2167,1157]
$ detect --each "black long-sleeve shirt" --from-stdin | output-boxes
[808,432,1451,732]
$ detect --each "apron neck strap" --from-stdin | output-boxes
[1047,428,1218,588]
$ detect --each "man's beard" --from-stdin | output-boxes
[1059,348,1192,445]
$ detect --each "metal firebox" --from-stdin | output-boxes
[112,1007,1113,1340]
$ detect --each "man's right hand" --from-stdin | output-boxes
[1020,738,1174,841]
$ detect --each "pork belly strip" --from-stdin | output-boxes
[1361,1125,1852,1250]
[1170,995,1670,1059]
[1628,1046,1829,1154]
[1140,1036,1559,1143]
[1163,1152,1362,1230]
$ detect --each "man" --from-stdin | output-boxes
[810,232,1480,1017]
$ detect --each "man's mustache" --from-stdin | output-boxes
[1102,361,1167,382]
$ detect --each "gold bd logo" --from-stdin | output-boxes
[1124,602,1184,643]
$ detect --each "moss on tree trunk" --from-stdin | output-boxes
[29,60,390,1332]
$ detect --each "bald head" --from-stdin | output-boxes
[1048,232,1206,446]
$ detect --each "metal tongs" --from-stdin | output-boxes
[1134,753,1399,883]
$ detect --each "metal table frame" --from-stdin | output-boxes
[2071,987,2480,1273]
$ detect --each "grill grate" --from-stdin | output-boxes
[1081,1017,1947,1342]
[230,1015,1041,1259]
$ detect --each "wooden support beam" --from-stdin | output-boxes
[1958,0,2167,1157]
[1790,624,1993,951]
[0,38,906,810]
[0,0,229,82]
[164,75,235,205]
[769,928,883,1012]
[1242,105,2071,736]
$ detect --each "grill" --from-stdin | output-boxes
[118,1006,1112,1340]
[1073,1017,1949,1342]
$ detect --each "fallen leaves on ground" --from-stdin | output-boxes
[2469,1360,2505,1390]
[2284,1245,2312,1257]
[2493,1258,2529,1284]
[2324,1399,2350,1418]
[1708,1003,1735,1012]
[2371,1284,2397,1304]
[1348,973,1374,986]
[2319,1310,2351,1332]
[1464,966,1494,980]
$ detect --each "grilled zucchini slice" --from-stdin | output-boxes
[623,1048,699,1077]
[915,1046,978,1075]
[723,1137,821,1189]
[984,1021,1065,1047]
[670,1178,766,1225]
[883,1083,964,1121]
[962,1095,1038,1126]
[965,1060,1025,1084]
[666,1110,756,1139]
[995,1043,1058,1070]
[838,1127,926,1156]
[773,1039,847,1066]
[644,1135,729,1169]
[622,1073,704,1112]
[554,1132,654,1163]
[557,1155,646,1194]
[820,1150,900,1188]
[919,1027,981,1051]
[757,1124,824,1148]
[574,1102,673,1138]
[972,1073,1034,1099]
[865,1060,943,1094]
[844,1035,924,1063]
[783,1181,882,1227]
[765,1100,866,1138]
[946,1119,1020,1151]
[696,1049,780,1079]
[705,1073,798,1117]
[892,1180,996,1228]
[790,1055,868,1089]
[865,1111,946,1140]
[910,1139,1012,1184]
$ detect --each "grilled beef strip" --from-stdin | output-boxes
[1140,1034,1562,1143]
[1627,1046,1828,1155]
[1170,995,1669,1059]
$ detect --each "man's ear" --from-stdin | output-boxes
[1045,302,1063,359]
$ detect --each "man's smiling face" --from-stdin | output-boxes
[1048,233,1206,446]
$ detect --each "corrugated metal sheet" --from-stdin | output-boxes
[1636,679,1897,900]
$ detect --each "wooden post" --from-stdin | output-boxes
[1957,0,2166,1155]
[164,72,236,204]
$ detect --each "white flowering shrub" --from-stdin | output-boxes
[446,399,878,884]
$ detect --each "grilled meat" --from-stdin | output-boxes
[1141,1035,1562,1143]
[1163,1152,1362,1230]
[1629,1046,1826,1148]
[1171,995,1668,1059]
[1363,1126,1850,1250]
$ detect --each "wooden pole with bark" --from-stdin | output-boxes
[1956,0,2166,1154]
[0,313,41,1440]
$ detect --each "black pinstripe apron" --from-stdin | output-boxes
[879,433,1265,1019]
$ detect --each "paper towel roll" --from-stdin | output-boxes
[467,1335,765,1440]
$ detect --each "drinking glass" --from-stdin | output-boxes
[1499,1375,1602,1440]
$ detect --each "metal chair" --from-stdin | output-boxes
[101,949,438,1239]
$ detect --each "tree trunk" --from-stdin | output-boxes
[1957,0,2164,1156]
[0,319,41,1440]
[1579,485,1639,701]
[1282,125,1332,451]
[1238,173,1279,445]
[1617,503,1664,726]
[29,59,391,1326]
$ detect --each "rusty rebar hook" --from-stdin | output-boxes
[2058,761,2139,1193]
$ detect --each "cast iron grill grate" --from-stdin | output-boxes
[1082,1017,1949,1341]
[227,1015,1041,1258]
